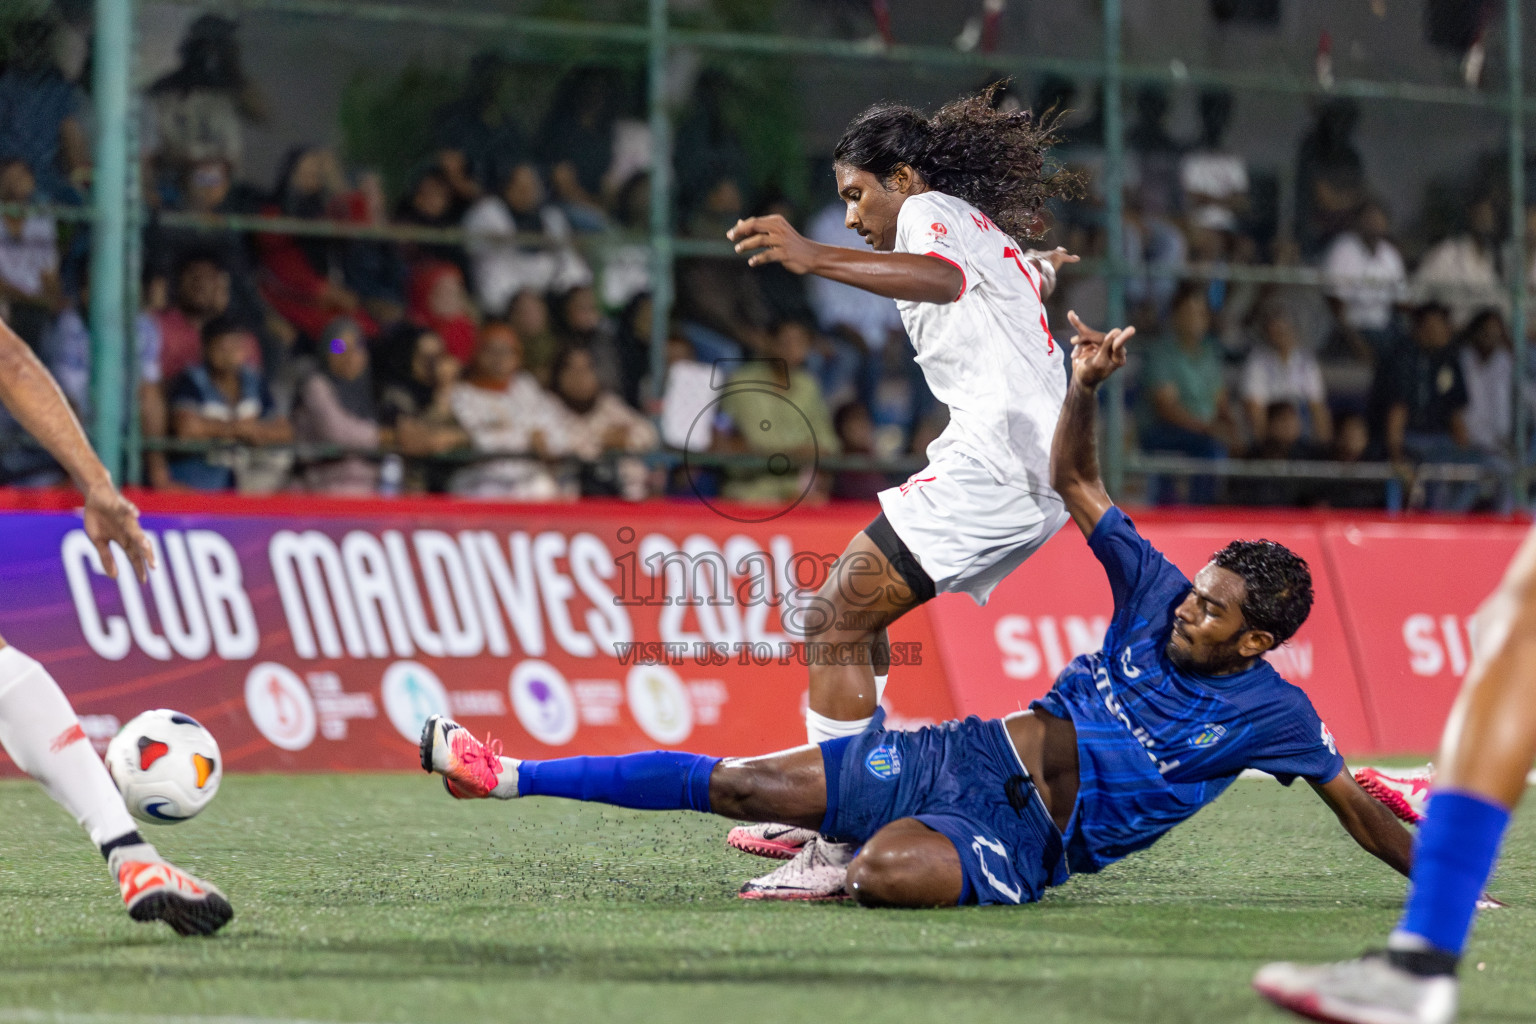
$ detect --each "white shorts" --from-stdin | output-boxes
[876,450,1068,606]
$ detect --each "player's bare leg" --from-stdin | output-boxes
[728,530,908,860]
[845,818,964,907]
[1435,528,1536,805]
[422,716,974,907]
[423,718,849,900]
[436,727,843,900]
[727,616,894,861]
[715,749,857,901]
[724,611,886,864]
[805,530,920,735]
[730,533,920,894]
[1256,528,1536,1024]
[0,632,231,935]
[0,315,233,934]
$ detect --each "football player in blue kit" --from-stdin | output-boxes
[421,311,1414,907]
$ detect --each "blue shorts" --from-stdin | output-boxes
[820,716,1070,906]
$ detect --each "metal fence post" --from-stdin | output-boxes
[124,2,144,486]
[1509,0,1528,505]
[1102,0,1126,495]
[647,0,674,414]
[88,0,133,481]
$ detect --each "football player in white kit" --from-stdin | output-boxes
[722,86,1081,898]
[0,313,233,934]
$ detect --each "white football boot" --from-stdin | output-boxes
[110,843,233,936]
[1254,953,1457,1024]
[726,822,819,860]
[738,836,853,901]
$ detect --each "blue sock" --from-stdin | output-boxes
[1396,790,1512,956]
[517,751,719,813]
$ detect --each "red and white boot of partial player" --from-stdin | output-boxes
[420,715,512,799]
[110,845,233,936]
[1354,765,1435,824]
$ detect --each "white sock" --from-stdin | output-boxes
[874,674,888,704]
[1388,930,1436,953]
[805,709,874,744]
[0,646,139,848]
[106,841,164,876]
[491,756,521,799]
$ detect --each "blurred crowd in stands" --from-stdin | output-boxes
[0,8,1529,512]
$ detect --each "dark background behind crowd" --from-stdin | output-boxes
[0,0,1531,511]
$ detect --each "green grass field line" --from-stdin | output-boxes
[0,774,1528,1024]
[0,1012,386,1024]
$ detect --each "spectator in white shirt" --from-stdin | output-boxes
[1180,89,1248,226]
[463,161,591,317]
[1457,308,1514,455]
[1414,196,1506,331]
[1242,306,1332,447]
[449,320,567,500]
[1322,200,1407,360]
[598,173,652,311]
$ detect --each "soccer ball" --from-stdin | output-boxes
[105,710,222,824]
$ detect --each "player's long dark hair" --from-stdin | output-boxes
[832,83,1076,240]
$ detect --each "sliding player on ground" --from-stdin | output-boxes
[418,313,1415,909]
[1255,529,1536,1024]
[721,84,1079,897]
[0,315,232,935]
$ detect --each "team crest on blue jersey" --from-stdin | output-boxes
[865,744,902,780]
[1190,724,1228,748]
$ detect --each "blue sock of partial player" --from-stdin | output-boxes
[516,751,719,813]
[1392,789,1511,958]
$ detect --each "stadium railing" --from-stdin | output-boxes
[8,437,1483,517]
[48,0,1536,510]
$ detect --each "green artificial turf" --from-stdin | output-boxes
[0,773,1529,1024]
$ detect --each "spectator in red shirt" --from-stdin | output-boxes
[154,250,259,381]
[256,146,377,342]
[408,261,479,364]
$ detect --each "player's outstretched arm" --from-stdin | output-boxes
[1308,771,1414,877]
[1050,311,1136,538]
[0,316,154,582]
[1025,247,1079,302]
[728,215,964,305]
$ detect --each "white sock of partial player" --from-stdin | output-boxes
[492,757,521,799]
[803,672,887,744]
[0,646,141,850]
[805,709,874,744]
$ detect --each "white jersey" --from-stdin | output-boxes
[893,190,1065,494]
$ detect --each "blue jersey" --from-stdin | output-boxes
[1032,507,1345,875]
